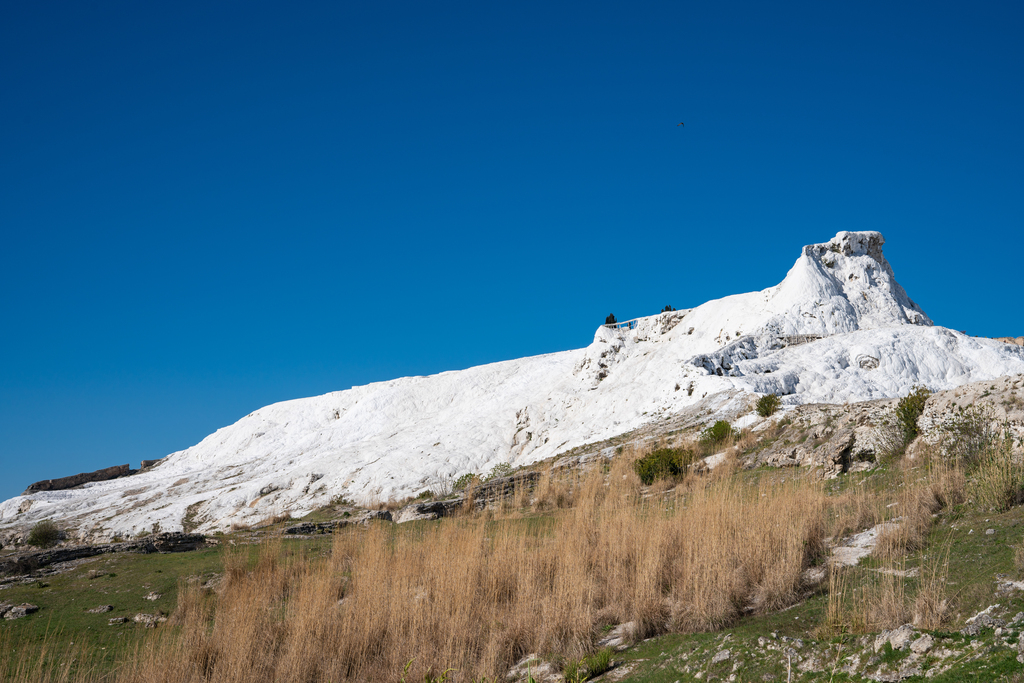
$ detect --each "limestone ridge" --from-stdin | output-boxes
[2,231,1023,538]
[684,231,931,381]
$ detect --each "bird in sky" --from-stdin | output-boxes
[677,122,684,126]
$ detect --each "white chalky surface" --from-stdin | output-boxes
[3,231,1023,537]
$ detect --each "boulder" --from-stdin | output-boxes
[909,633,933,654]
[3,603,39,620]
[395,499,465,524]
[133,613,167,628]
[818,428,856,477]
[284,510,392,535]
[874,624,915,652]
[86,605,113,614]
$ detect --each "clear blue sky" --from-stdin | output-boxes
[2,1,1022,502]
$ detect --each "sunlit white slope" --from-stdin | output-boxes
[2,231,1022,537]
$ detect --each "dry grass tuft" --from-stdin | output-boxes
[913,539,953,629]
[874,456,964,560]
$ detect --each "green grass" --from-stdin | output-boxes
[1,547,222,664]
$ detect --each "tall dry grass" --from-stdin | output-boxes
[818,452,961,637]
[874,453,965,559]
[3,457,828,683]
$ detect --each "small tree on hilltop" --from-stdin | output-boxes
[605,313,617,325]
[662,305,675,313]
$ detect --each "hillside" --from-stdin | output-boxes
[2,230,1023,539]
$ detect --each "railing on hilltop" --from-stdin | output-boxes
[603,318,641,331]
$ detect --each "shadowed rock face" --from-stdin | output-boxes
[23,465,131,494]
[0,532,208,576]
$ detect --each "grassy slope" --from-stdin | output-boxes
[3,461,1024,681]
[608,468,1024,682]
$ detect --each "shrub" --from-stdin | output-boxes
[661,305,675,313]
[700,420,736,447]
[875,386,931,461]
[453,473,477,492]
[894,385,930,444]
[483,463,513,482]
[756,393,781,417]
[633,447,695,485]
[27,519,61,548]
[428,473,455,498]
[604,313,617,325]
[943,404,998,467]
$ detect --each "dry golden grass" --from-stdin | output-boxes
[913,539,953,629]
[4,456,827,683]
[828,483,881,541]
[874,454,964,559]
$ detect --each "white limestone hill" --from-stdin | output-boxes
[3,231,1023,539]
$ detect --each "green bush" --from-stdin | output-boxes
[756,393,782,417]
[27,519,61,548]
[633,447,694,485]
[894,385,930,444]
[453,473,477,491]
[484,463,513,482]
[875,386,932,461]
[700,420,736,447]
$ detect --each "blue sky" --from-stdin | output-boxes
[2,1,1022,502]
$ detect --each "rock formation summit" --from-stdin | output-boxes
[3,231,1023,538]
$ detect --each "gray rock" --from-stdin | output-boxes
[0,532,207,576]
[86,605,113,614]
[875,625,915,652]
[108,617,128,625]
[24,464,132,494]
[961,612,1005,636]
[910,634,933,654]
[3,603,39,620]
[133,613,167,628]
[597,621,634,650]
[711,649,731,664]
[395,499,466,524]
[284,510,392,535]
[889,624,915,651]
